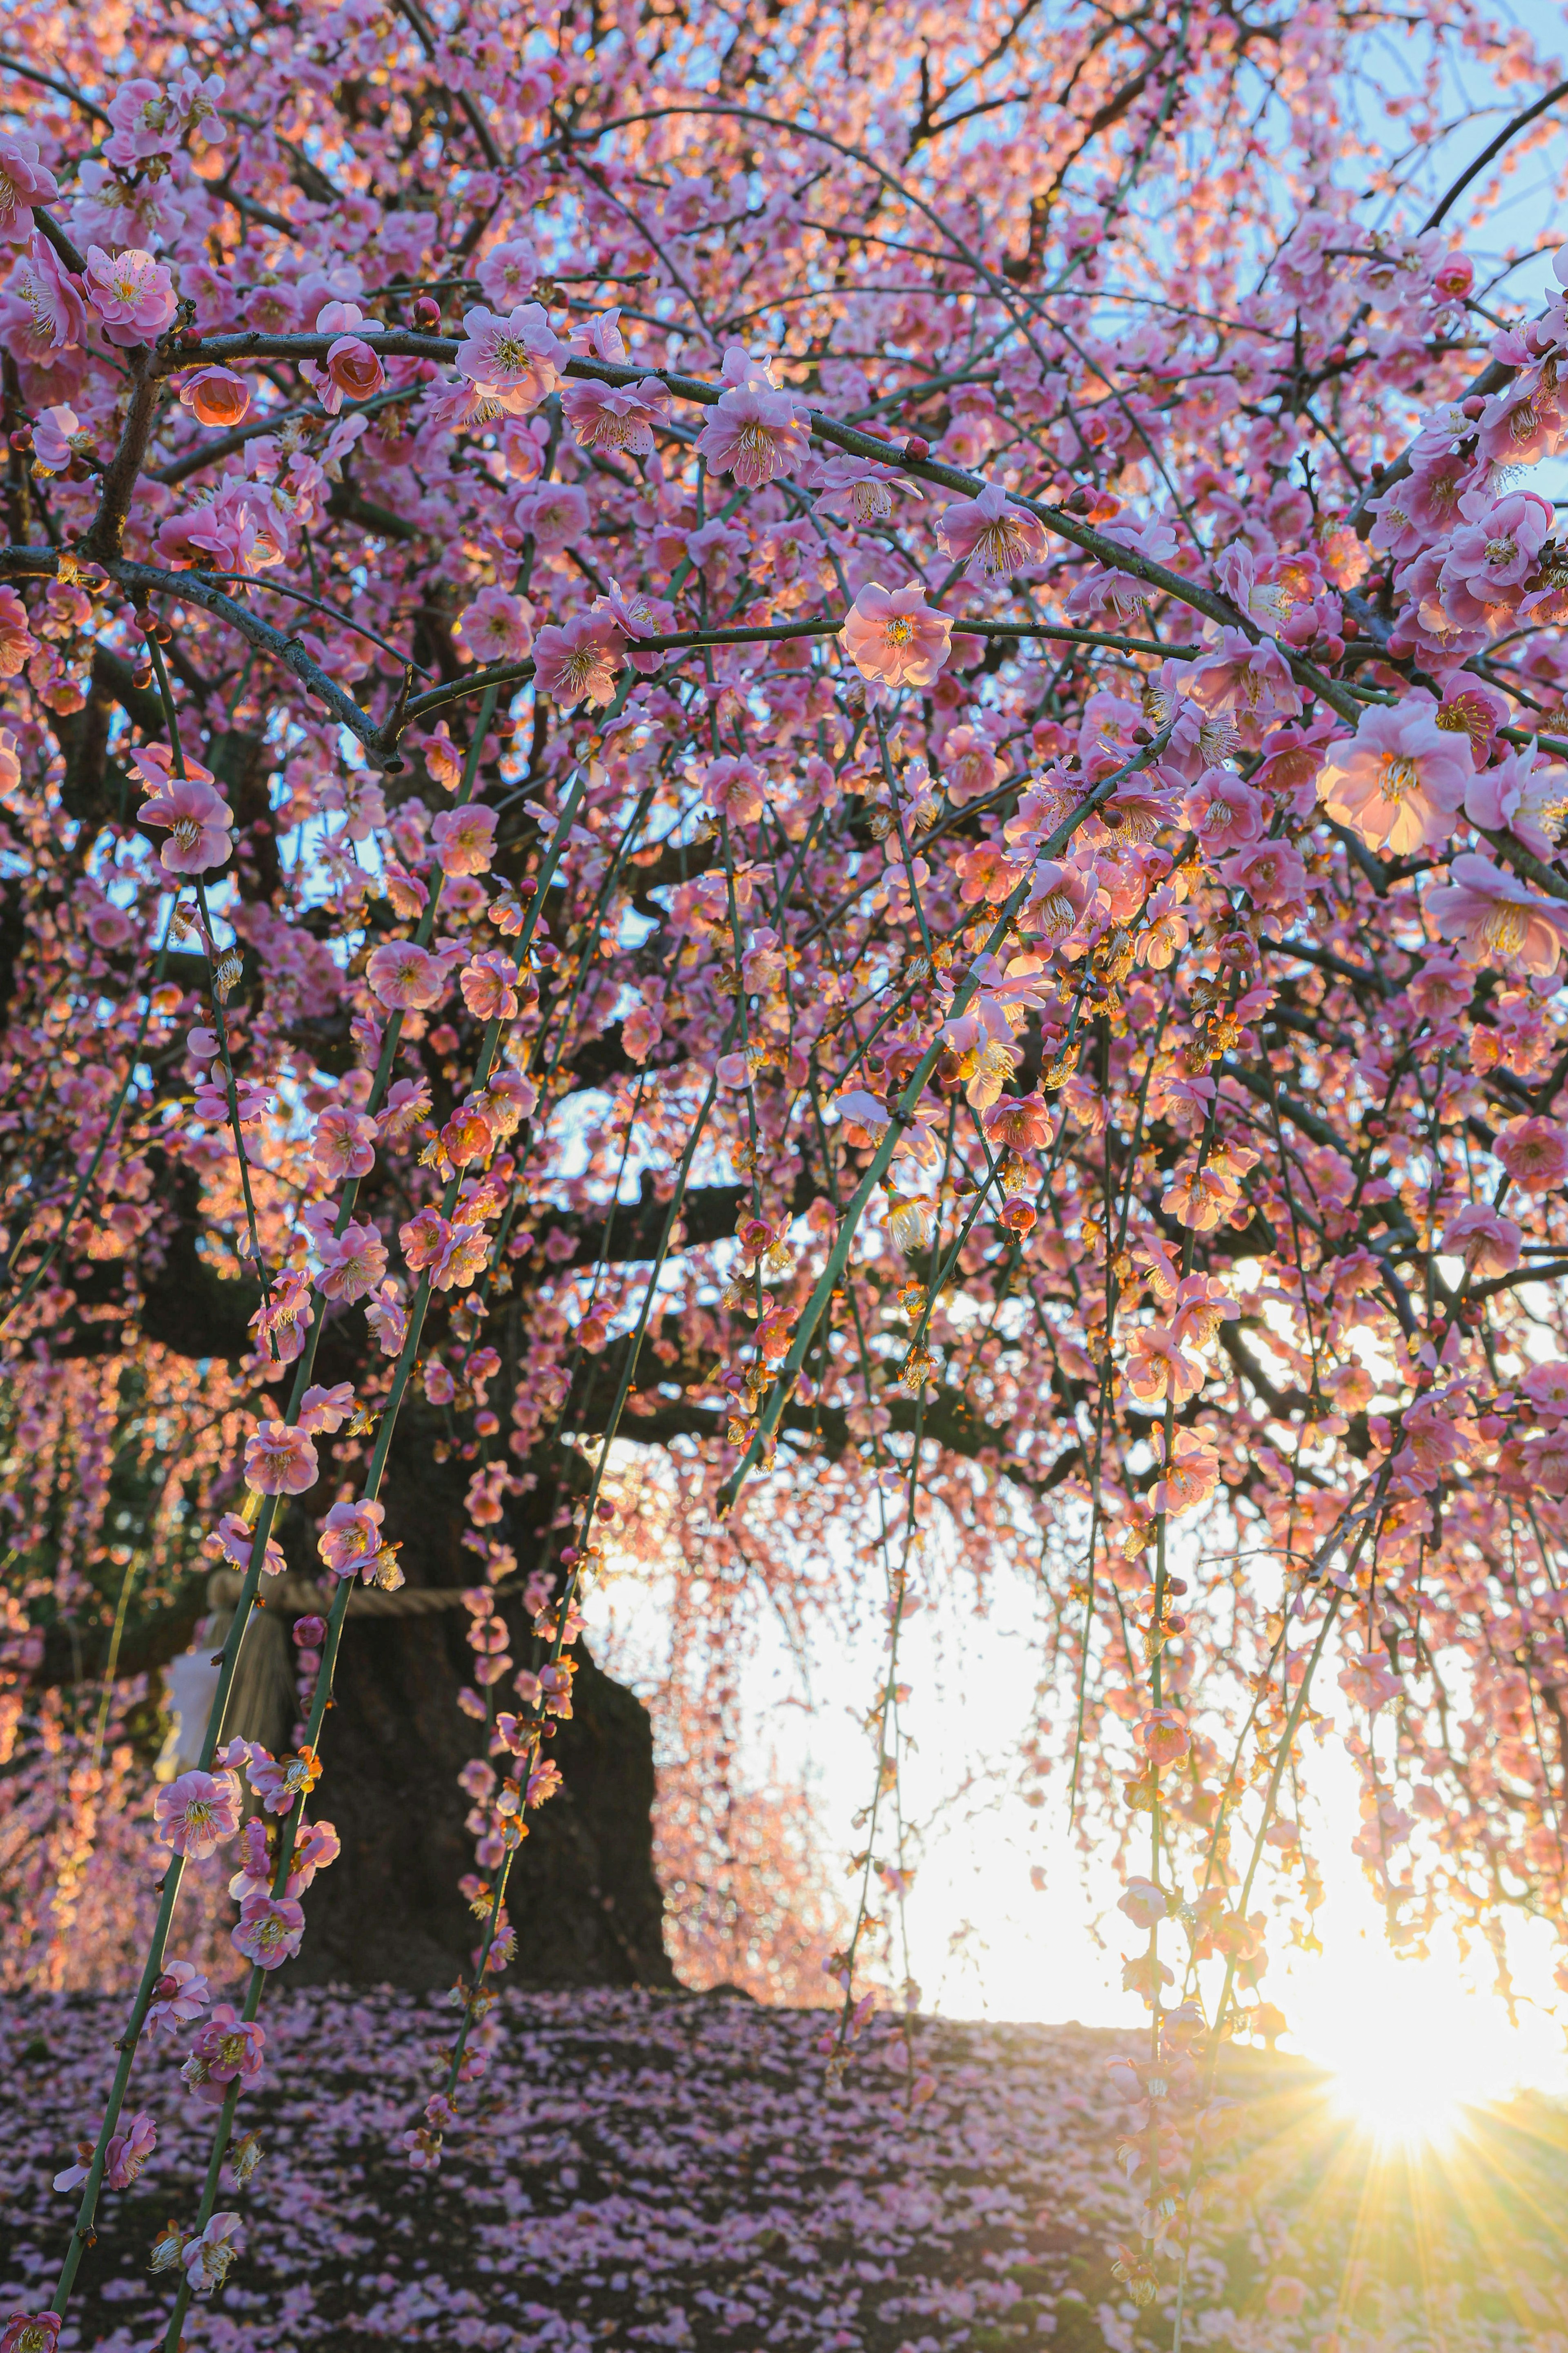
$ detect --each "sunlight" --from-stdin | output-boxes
[1325,2015,1474,2146]
[1286,1919,1563,2147]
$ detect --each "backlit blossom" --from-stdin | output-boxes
[0,133,58,241]
[318,1497,385,1577]
[695,361,808,487]
[0,587,35,676]
[366,940,446,1008]
[1125,1324,1205,1405]
[3,234,85,347]
[232,1890,306,1969]
[461,951,519,1020]
[145,1959,211,2036]
[1494,1115,1568,1194]
[179,365,250,426]
[83,244,176,345]
[311,1105,377,1181]
[935,484,1047,579]
[1152,1428,1220,1516]
[532,612,625,707]
[432,802,497,875]
[454,301,564,410]
[840,583,952,689]
[136,765,233,873]
[243,1419,320,1495]
[1427,853,1568,975]
[315,333,384,412]
[153,1768,243,1859]
[183,2212,243,2293]
[1316,700,1472,854]
[562,375,670,455]
[455,588,533,666]
[315,1220,388,1303]
[1443,1202,1521,1277]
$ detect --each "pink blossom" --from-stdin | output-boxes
[83,244,176,346]
[432,1222,489,1290]
[0,586,35,676]
[1464,745,1568,859]
[366,940,447,1008]
[318,1497,385,1577]
[183,2213,243,2294]
[455,588,534,665]
[476,238,538,305]
[453,301,565,410]
[806,452,911,523]
[311,1104,378,1181]
[1183,768,1265,850]
[178,365,251,427]
[249,1271,312,1366]
[941,726,1000,805]
[532,612,625,707]
[153,477,288,575]
[310,333,385,414]
[562,376,670,455]
[513,480,590,552]
[0,2318,60,2353]
[840,582,952,689]
[1185,629,1300,726]
[3,235,85,349]
[1438,490,1553,623]
[1427,853,1568,976]
[182,2005,265,2099]
[461,951,520,1020]
[935,484,1047,580]
[53,2109,156,2194]
[104,79,183,164]
[298,1380,355,1432]
[286,1817,340,1893]
[135,767,234,874]
[36,404,84,473]
[145,1958,211,2036]
[1316,701,1472,855]
[227,1817,271,1901]
[1125,1324,1205,1405]
[1219,837,1308,911]
[243,1418,320,1495]
[1151,1427,1220,1516]
[0,133,59,243]
[1495,1115,1568,1194]
[1523,1359,1568,1417]
[364,1279,408,1356]
[695,377,809,487]
[1436,678,1509,767]
[1443,1202,1521,1277]
[432,802,497,875]
[153,1768,243,1859]
[315,1219,388,1303]
[399,1207,450,1269]
[231,1891,306,1969]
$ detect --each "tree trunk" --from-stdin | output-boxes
[293,1618,676,1992]
[256,1433,675,1992]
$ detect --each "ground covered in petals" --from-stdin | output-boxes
[4,1990,1566,2353]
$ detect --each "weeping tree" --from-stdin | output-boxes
[5,0,1568,2337]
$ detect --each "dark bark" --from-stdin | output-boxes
[288,1445,674,1990]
